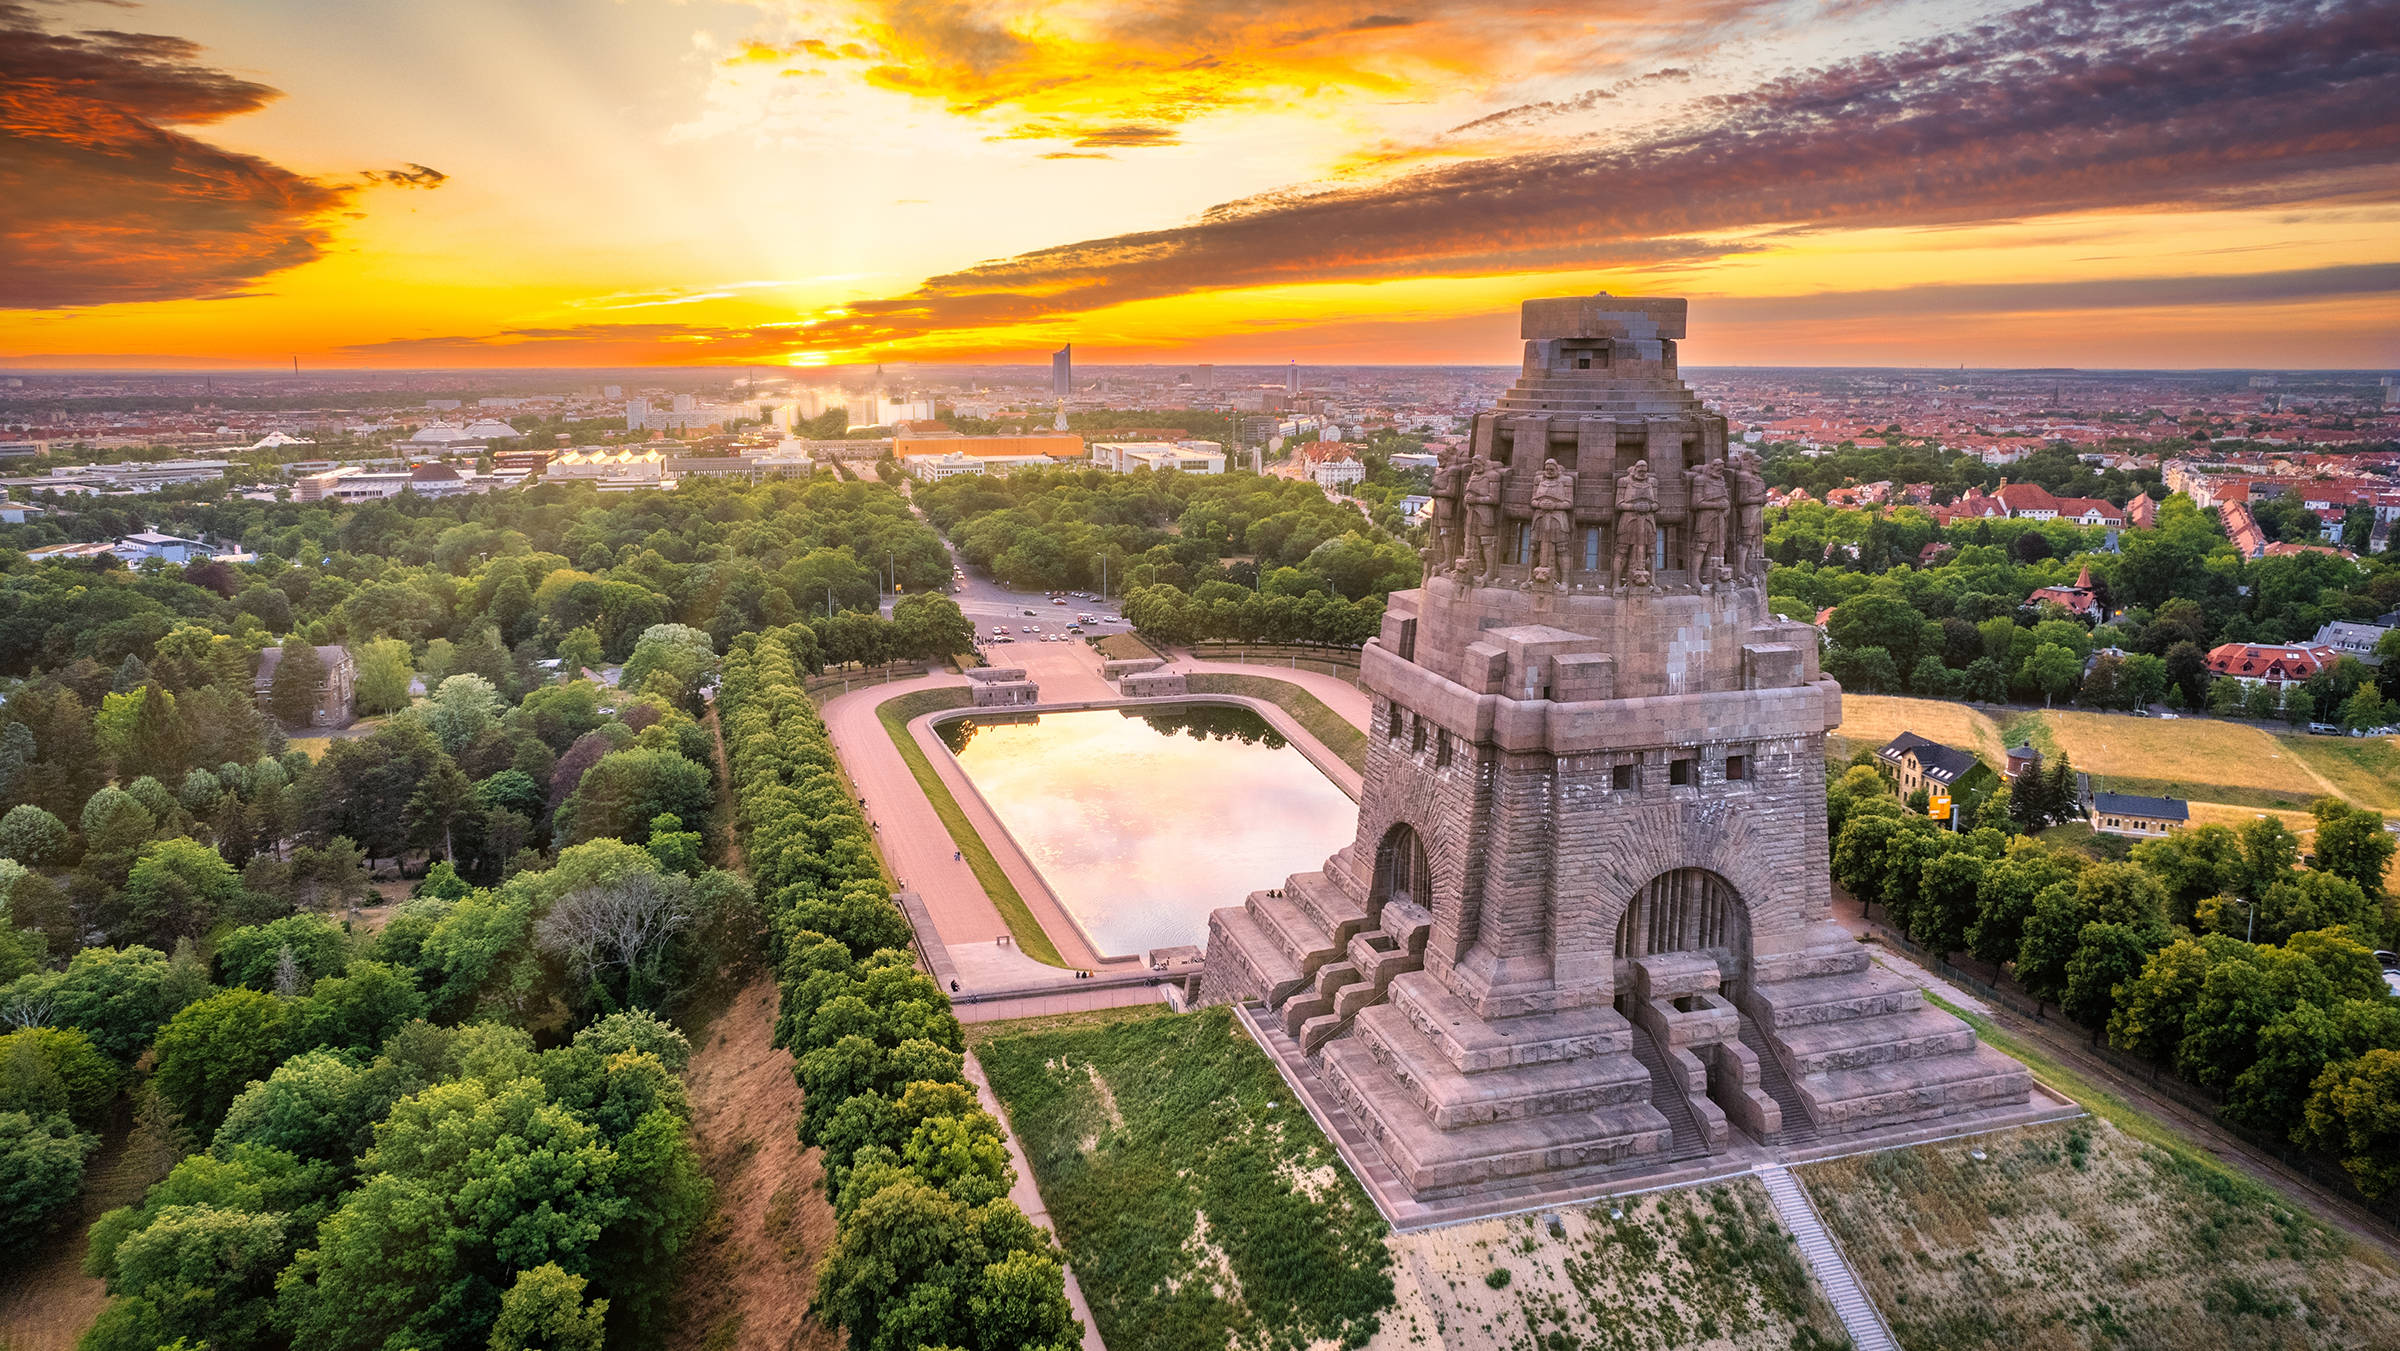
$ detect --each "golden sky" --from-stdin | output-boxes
[1,0,2396,369]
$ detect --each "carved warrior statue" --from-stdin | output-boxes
[1424,444,1467,569]
[1730,448,1769,580]
[1529,457,1576,587]
[1685,458,1732,584]
[1460,454,1507,580]
[1611,458,1659,589]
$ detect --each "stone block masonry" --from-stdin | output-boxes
[1199,293,2028,1204]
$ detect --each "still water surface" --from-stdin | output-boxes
[937,705,1357,956]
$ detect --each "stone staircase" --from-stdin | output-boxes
[1742,943,2030,1138]
[1627,1025,1717,1163]
[1283,899,1431,1052]
[1736,1016,1819,1147]
[1755,1163,1898,1351]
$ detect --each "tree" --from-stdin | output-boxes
[215,914,349,991]
[424,674,503,755]
[269,637,327,728]
[2063,920,2164,1029]
[2238,815,2300,899]
[2303,1049,2400,1198]
[2310,799,2395,900]
[293,960,427,1054]
[102,1202,290,1351]
[643,813,705,877]
[122,838,249,948]
[354,637,417,716]
[151,988,289,1133]
[488,1263,608,1351]
[47,945,179,1062]
[619,624,719,707]
[2024,642,2083,707]
[556,626,604,679]
[0,1025,120,1128]
[888,593,977,661]
[558,748,713,848]
[535,870,702,1016]
[0,1109,96,1253]
[0,804,69,866]
[408,756,476,862]
[811,1179,1077,1351]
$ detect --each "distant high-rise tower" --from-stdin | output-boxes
[1052,344,1073,399]
[1198,364,1215,392]
[1287,360,1300,394]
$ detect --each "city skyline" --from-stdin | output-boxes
[3,0,2396,370]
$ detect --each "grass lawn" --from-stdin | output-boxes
[1184,672,1368,773]
[971,1005,1395,1351]
[1379,1181,1850,1351]
[1094,631,1162,663]
[1830,695,2005,766]
[1802,1117,2400,1350]
[2036,709,2335,809]
[2276,733,2400,813]
[874,687,1065,966]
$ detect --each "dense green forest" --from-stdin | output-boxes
[0,473,992,1351]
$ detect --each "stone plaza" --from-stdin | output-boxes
[1200,294,2038,1211]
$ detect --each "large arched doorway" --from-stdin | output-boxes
[1371,823,1431,912]
[1613,868,1747,969]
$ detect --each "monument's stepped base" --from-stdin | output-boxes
[1200,292,2030,1206]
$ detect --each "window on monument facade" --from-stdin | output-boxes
[1670,757,1695,787]
[1612,762,1636,791]
[1373,824,1431,910]
[1411,717,1427,754]
[1582,527,1601,573]
[1655,529,1670,571]
[1725,754,1749,782]
[1435,729,1452,767]
[1387,703,1404,740]
[1513,522,1531,566]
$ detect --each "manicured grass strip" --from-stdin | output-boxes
[1184,672,1367,773]
[971,1004,1394,1351]
[1925,991,2254,1185]
[875,687,1065,966]
[1093,631,1161,663]
[2277,733,2400,813]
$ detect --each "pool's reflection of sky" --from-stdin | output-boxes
[939,706,1358,957]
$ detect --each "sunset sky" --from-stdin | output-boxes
[2,0,2395,370]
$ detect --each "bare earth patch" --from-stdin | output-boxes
[1802,1119,2400,1350]
[0,1103,182,1351]
[1370,1179,1849,1351]
[667,979,842,1351]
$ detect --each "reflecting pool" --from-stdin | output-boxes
[937,704,1358,956]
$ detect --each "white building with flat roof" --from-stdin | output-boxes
[1089,440,1225,475]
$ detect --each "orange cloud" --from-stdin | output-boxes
[0,2,431,309]
[732,0,1774,147]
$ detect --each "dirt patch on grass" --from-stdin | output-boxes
[0,1102,183,1351]
[666,979,842,1351]
[1372,1180,1848,1351]
[1802,1118,2400,1350]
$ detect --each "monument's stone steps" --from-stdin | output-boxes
[1795,1044,2031,1133]
[1746,969,1922,1027]
[1389,975,1634,1071]
[1627,1023,1719,1163]
[1355,1002,1653,1128]
[1323,1034,1672,1194]
[1250,892,1340,981]
[1771,1005,1977,1076]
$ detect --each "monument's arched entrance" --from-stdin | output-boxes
[1370,822,1431,913]
[1613,867,1749,974]
[1612,867,1787,1150]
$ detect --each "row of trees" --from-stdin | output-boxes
[719,627,1081,1351]
[1829,768,2400,1194]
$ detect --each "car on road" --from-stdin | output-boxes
[1052,597,1068,605]
[1023,609,1037,616]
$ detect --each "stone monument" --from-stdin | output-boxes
[1200,294,2029,1203]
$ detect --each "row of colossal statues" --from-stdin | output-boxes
[1421,446,1769,591]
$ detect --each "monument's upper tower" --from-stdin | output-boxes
[1200,294,2030,1209]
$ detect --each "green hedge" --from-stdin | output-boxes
[718,627,1081,1351]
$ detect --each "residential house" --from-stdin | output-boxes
[2205,642,2340,692]
[2089,791,2188,838]
[254,644,357,727]
[2025,563,2103,619]
[1874,731,2001,827]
